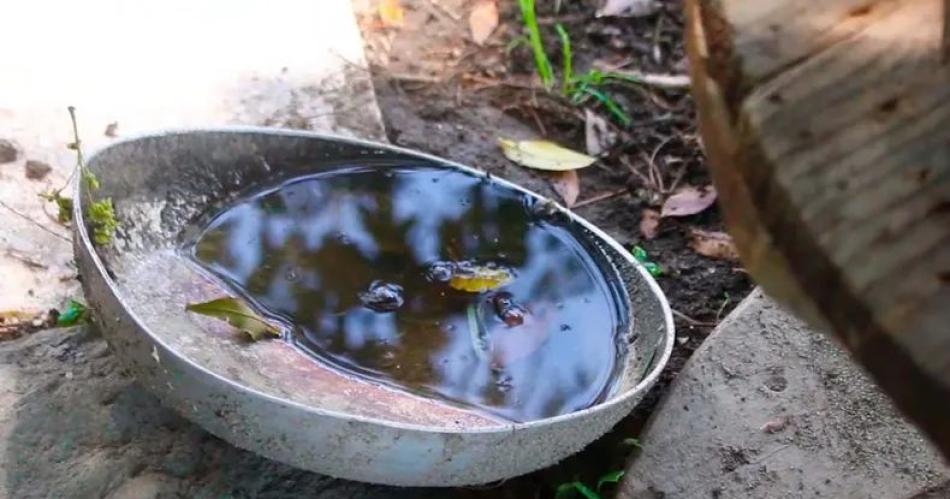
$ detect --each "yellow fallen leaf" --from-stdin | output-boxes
[498,138,597,172]
[378,0,405,27]
[449,266,513,293]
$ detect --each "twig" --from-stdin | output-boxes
[652,15,664,64]
[388,72,445,84]
[753,444,791,465]
[648,136,674,193]
[423,0,461,22]
[715,295,731,322]
[524,105,547,136]
[4,248,48,270]
[616,70,691,90]
[573,188,629,208]
[0,200,70,243]
[672,308,717,327]
[623,156,653,187]
[464,74,539,91]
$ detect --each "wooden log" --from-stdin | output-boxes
[684,0,950,456]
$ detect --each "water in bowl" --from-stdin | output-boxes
[188,163,630,422]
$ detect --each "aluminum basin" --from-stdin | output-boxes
[74,128,674,486]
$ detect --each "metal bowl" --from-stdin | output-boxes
[74,128,674,486]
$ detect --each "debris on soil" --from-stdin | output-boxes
[639,208,660,239]
[597,0,660,18]
[661,185,717,217]
[185,296,281,341]
[761,417,789,434]
[0,138,18,163]
[469,0,499,45]
[1,309,57,341]
[499,138,596,171]
[688,228,739,261]
[584,109,616,157]
[24,159,52,180]
[549,170,580,207]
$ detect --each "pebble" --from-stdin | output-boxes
[0,139,18,163]
[25,159,52,180]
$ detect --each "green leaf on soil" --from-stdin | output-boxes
[620,437,643,449]
[57,299,87,326]
[596,470,625,491]
[632,245,663,277]
[555,481,601,499]
[185,297,281,341]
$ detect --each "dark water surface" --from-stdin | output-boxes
[189,164,629,422]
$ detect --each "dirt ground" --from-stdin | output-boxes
[356,0,753,496]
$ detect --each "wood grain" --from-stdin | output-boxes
[686,0,950,456]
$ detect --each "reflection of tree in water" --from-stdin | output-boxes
[192,166,625,421]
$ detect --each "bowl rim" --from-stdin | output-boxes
[74,126,676,434]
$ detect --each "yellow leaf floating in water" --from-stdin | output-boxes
[449,266,513,293]
[498,138,597,172]
[186,296,281,341]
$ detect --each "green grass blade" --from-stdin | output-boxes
[580,86,631,126]
[555,23,573,95]
[518,0,553,88]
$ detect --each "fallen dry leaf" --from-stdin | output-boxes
[661,185,717,217]
[186,296,281,341]
[378,0,405,27]
[469,0,498,45]
[584,109,616,157]
[688,228,739,261]
[498,138,596,171]
[639,208,660,239]
[596,0,660,17]
[549,170,580,208]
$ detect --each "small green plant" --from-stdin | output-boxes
[632,245,663,277]
[57,106,117,245]
[555,470,626,499]
[515,7,632,126]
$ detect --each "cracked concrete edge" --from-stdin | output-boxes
[619,289,950,499]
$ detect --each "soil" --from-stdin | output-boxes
[356,0,753,497]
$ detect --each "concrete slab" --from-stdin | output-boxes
[0,1,405,496]
[620,289,950,499]
[0,0,384,312]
